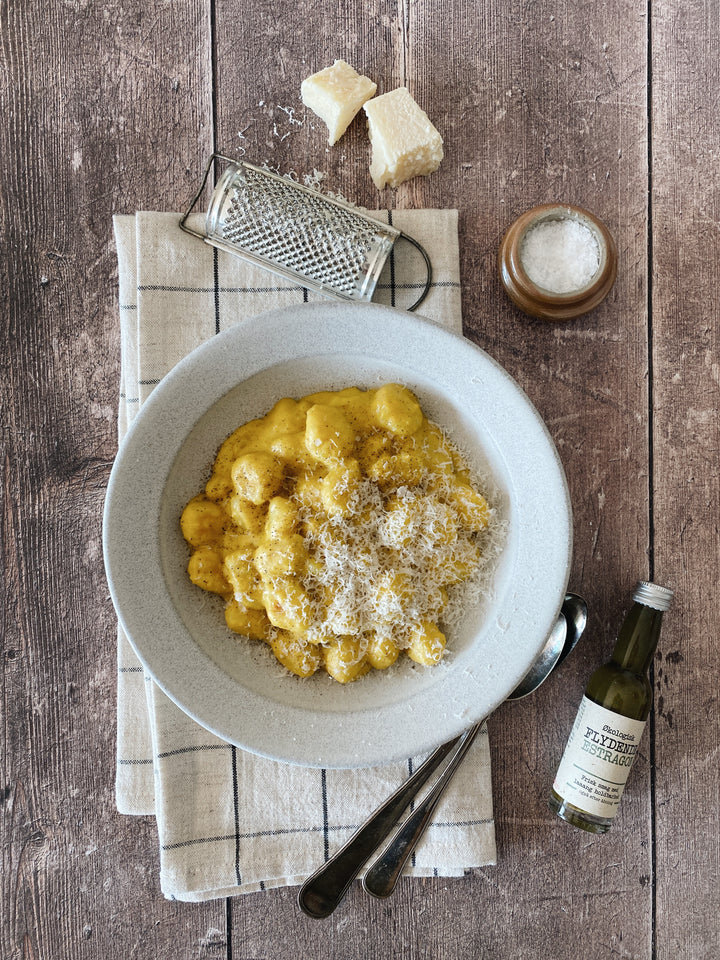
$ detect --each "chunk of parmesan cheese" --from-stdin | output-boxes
[301,60,377,145]
[363,87,443,189]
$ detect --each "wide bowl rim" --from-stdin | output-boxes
[103,301,572,768]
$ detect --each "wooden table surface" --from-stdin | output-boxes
[2,1,718,957]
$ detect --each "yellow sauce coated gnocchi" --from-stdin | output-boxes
[180,383,495,683]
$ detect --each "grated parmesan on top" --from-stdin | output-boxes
[182,384,508,683]
[279,428,505,660]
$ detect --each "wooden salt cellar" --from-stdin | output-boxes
[498,203,618,321]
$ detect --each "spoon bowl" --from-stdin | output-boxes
[510,592,587,700]
[557,592,588,666]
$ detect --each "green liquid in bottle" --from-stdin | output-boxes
[549,580,673,833]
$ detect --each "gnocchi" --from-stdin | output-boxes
[180,383,497,683]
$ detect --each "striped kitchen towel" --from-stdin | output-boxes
[111,207,496,901]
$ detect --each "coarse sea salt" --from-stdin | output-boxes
[520,218,600,294]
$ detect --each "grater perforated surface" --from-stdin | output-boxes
[219,166,389,296]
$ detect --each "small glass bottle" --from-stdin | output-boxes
[549,580,673,833]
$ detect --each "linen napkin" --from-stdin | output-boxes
[112,207,496,901]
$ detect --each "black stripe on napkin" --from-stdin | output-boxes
[161,821,357,851]
[321,768,329,861]
[158,815,495,851]
[137,282,304,294]
[231,745,242,885]
[157,743,231,760]
[213,248,221,335]
[387,210,396,307]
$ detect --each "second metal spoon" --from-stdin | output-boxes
[362,593,588,899]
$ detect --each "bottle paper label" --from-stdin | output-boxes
[553,696,647,819]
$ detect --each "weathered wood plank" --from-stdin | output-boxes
[213,0,404,211]
[443,4,653,955]
[651,3,720,958]
[0,2,225,958]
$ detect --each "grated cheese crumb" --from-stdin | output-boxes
[276,425,506,655]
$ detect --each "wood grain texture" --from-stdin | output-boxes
[1,0,717,957]
[651,2,720,958]
[0,2,225,959]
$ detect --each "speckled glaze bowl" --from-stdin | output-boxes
[103,302,572,768]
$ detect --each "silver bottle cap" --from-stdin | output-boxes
[634,580,673,611]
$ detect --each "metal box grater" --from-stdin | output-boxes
[180,154,432,310]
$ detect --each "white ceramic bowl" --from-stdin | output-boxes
[103,302,572,768]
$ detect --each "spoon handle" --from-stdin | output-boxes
[297,732,464,918]
[362,722,483,899]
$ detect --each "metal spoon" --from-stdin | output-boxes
[556,591,588,668]
[361,593,588,900]
[298,597,582,918]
